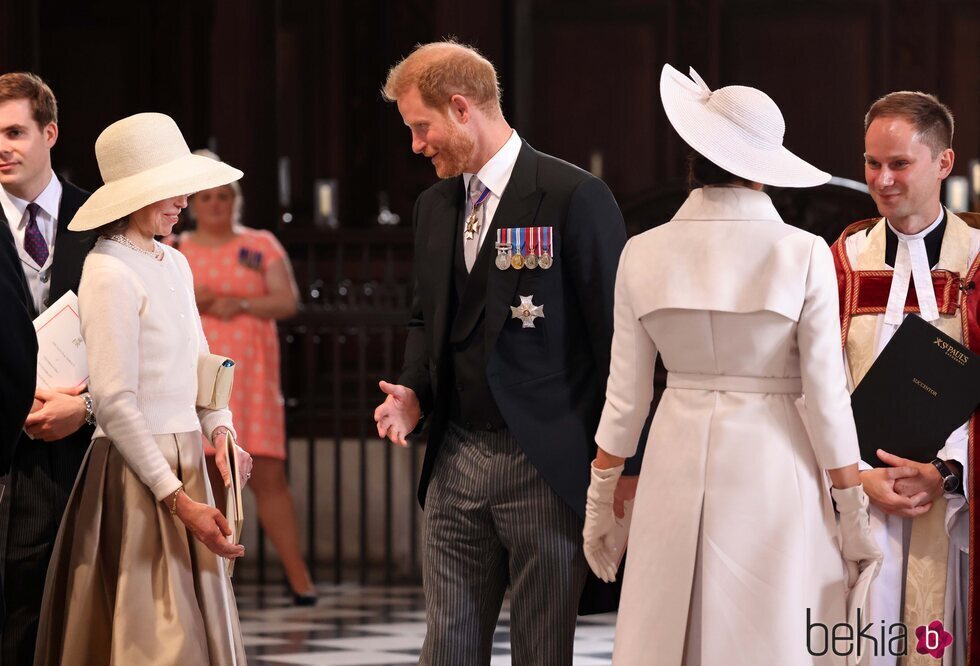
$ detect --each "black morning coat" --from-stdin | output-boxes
[397,141,646,613]
[0,178,93,472]
[0,178,94,642]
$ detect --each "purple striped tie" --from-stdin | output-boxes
[24,202,48,266]
[465,177,484,272]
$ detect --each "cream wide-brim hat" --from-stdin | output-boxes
[659,64,829,188]
[68,112,243,231]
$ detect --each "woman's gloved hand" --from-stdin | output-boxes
[831,484,883,588]
[583,462,624,583]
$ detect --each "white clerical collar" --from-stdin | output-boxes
[2,171,61,227]
[884,207,944,243]
[463,129,522,199]
[882,207,944,325]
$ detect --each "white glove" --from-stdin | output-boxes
[831,485,883,588]
[583,463,624,583]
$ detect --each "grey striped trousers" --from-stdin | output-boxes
[420,423,588,666]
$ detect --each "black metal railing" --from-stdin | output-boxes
[234,228,423,587]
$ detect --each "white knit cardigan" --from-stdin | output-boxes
[78,238,235,500]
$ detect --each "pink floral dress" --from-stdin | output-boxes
[178,228,288,459]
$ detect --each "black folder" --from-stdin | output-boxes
[851,315,980,466]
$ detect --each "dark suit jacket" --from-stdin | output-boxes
[0,218,36,476]
[1,176,95,481]
[0,178,95,662]
[399,142,638,518]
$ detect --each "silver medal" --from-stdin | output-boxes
[510,294,545,328]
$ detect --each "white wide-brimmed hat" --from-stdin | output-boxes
[68,113,243,231]
[660,64,829,188]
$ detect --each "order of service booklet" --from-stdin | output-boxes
[32,290,88,390]
[850,314,980,466]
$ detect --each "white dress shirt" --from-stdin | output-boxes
[462,130,522,250]
[1,171,61,313]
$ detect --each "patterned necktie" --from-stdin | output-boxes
[24,202,49,266]
[464,177,486,273]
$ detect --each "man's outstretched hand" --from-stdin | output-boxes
[373,380,421,447]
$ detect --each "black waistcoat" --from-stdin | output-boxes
[447,215,507,431]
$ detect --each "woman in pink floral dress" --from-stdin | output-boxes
[176,151,315,603]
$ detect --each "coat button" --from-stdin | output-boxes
[456,384,464,392]
[485,423,493,431]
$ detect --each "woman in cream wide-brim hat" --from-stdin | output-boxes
[581,66,882,665]
[35,113,253,666]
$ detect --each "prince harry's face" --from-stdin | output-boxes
[397,85,475,179]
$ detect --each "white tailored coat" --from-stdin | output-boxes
[598,187,861,665]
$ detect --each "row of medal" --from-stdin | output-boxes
[495,226,554,271]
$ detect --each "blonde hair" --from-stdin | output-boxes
[382,40,502,117]
[189,149,244,223]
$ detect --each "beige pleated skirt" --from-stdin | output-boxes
[34,431,247,665]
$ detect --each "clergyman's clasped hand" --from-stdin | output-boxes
[373,380,421,447]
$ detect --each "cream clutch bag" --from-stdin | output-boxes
[197,354,236,409]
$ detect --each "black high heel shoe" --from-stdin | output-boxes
[288,584,317,606]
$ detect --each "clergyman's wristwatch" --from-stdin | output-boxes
[81,392,97,426]
[930,458,960,493]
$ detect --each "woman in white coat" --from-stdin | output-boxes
[582,66,883,665]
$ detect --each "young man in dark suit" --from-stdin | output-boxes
[374,42,641,665]
[0,72,96,665]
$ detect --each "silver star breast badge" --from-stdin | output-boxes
[511,294,544,328]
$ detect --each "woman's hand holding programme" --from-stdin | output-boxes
[213,427,253,488]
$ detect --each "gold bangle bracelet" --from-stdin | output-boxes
[169,486,184,515]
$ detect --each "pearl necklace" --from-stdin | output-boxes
[108,234,164,261]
